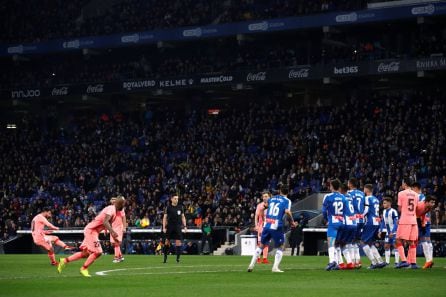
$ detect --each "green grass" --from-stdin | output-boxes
[0,254,445,297]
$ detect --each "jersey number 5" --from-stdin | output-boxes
[408,198,414,211]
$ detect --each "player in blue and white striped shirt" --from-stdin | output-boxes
[336,183,357,269]
[247,184,296,273]
[361,184,386,269]
[348,177,365,268]
[322,179,345,271]
[379,197,399,266]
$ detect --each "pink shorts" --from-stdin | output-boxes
[80,229,102,254]
[110,226,124,244]
[33,235,58,251]
[396,224,418,241]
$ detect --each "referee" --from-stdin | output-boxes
[162,195,187,263]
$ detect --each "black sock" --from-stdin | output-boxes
[163,245,169,263]
[176,246,181,262]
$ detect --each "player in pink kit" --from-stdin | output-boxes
[110,197,127,263]
[31,207,74,265]
[416,195,437,269]
[395,178,419,269]
[57,196,125,277]
[255,191,271,264]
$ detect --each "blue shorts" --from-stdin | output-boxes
[261,228,285,248]
[327,224,342,239]
[361,224,379,243]
[355,223,364,241]
[337,225,356,244]
[419,224,431,238]
[384,235,395,245]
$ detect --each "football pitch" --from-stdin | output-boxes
[0,255,445,297]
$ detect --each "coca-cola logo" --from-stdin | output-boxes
[246,72,266,82]
[288,68,310,79]
[377,61,400,73]
[11,89,40,99]
[333,66,359,75]
[51,87,68,96]
[86,84,104,94]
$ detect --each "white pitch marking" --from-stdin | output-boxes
[95,264,317,276]
[95,264,247,276]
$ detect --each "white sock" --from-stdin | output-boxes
[371,245,383,263]
[342,246,352,264]
[362,245,376,265]
[273,249,283,270]
[336,247,343,264]
[394,249,399,263]
[428,242,433,262]
[385,249,390,264]
[249,247,262,268]
[347,244,355,263]
[354,244,361,263]
[328,246,336,264]
[422,242,429,262]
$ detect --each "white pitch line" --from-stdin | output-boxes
[0,274,86,281]
[95,264,319,276]
[95,264,248,276]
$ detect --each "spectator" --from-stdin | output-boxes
[200,217,213,254]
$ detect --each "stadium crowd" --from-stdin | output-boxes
[1,90,446,244]
[1,0,369,43]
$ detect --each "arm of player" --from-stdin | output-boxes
[363,197,369,217]
[182,214,187,231]
[103,214,118,239]
[162,213,167,233]
[378,218,385,234]
[254,209,259,231]
[397,192,402,213]
[391,213,398,234]
[123,214,127,229]
[285,209,297,228]
[321,203,328,223]
[44,217,59,231]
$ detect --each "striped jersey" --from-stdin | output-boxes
[381,208,398,234]
[263,195,291,231]
[348,189,365,224]
[322,192,345,226]
[364,195,380,226]
[342,192,357,226]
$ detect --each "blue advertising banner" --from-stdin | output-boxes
[5,57,446,99]
[2,2,446,56]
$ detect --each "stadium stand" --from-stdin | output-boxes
[1,0,446,256]
[1,0,369,43]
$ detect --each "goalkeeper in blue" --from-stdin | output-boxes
[248,184,296,273]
